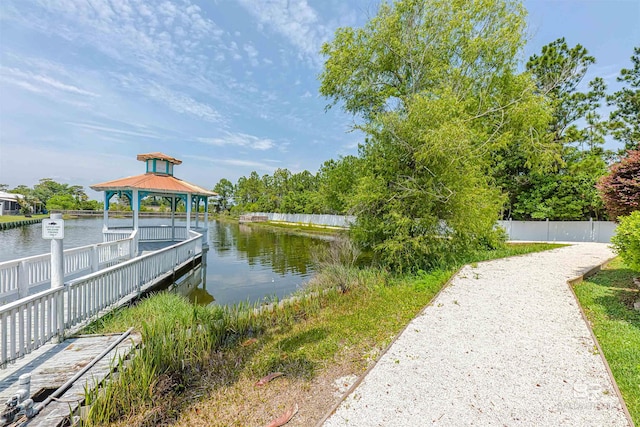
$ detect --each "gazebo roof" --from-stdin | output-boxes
[136,152,182,165]
[90,174,216,197]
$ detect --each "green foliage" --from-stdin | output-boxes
[512,151,608,219]
[608,47,640,151]
[611,211,640,271]
[46,193,77,210]
[7,178,100,212]
[526,38,601,146]
[320,0,552,271]
[497,38,612,219]
[317,156,361,214]
[213,178,234,212]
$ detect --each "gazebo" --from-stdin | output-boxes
[90,152,217,251]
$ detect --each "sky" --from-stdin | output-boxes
[0,0,638,200]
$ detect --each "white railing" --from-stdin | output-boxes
[103,228,132,242]
[139,225,187,241]
[1,231,202,366]
[1,287,64,365]
[0,236,135,303]
[103,226,188,243]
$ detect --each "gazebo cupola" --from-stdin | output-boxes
[138,152,182,176]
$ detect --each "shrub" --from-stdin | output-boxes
[611,211,640,271]
[597,150,640,220]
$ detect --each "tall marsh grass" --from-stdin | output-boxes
[80,290,330,425]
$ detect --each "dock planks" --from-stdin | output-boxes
[0,332,140,426]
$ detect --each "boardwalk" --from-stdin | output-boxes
[1,231,205,367]
[0,332,140,426]
[322,243,632,427]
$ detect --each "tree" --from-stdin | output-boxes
[9,185,32,196]
[213,178,234,212]
[0,184,8,192]
[597,149,640,220]
[317,156,361,214]
[46,194,77,211]
[608,47,640,151]
[33,178,70,206]
[526,38,597,146]
[235,171,264,211]
[498,38,611,220]
[320,0,552,270]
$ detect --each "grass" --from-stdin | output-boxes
[0,214,47,223]
[573,258,640,425]
[78,241,565,426]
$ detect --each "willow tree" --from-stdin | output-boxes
[320,0,553,271]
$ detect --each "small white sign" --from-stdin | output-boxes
[42,219,65,239]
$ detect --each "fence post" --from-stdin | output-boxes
[18,261,28,299]
[546,218,550,242]
[589,217,594,242]
[56,290,65,340]
[91,245,99,272]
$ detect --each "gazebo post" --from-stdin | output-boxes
[195,197,200,229]
[186,193,192,236]
[103,192,109,232]
[204,197,209,245]
[132,188,139,235]
[171,196,176,242]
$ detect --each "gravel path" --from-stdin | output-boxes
[322,243,632,427]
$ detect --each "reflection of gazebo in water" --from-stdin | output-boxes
[90,152,217,253]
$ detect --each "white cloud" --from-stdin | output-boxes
[66,122,163,139]
[146,83,223,123]
[197,131,275,150]
[235,0,332,65]
[9,0,224,80]
[0,66,99,97]
[183,154,277,172]
[243,43,260,66]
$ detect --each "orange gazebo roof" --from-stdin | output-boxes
[91,174,216,197]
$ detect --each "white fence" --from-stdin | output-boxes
[497,220,617,243]
[248,212,356,228]
[247,214,617,242]
[0,230,203,366]
[0,237,135,302]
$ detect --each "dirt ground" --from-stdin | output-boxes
[173,348,373,427]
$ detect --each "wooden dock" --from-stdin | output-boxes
[0,332,140,426]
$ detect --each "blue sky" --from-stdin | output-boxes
[1,0,638,200]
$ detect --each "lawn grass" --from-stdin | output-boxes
[0,214,47,223]
[80,242,565,426]
[573,258,640,425]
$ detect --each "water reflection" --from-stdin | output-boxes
[203,220,327,306]
[171,265,214,306]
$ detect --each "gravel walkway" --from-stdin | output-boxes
[322,243,632,427]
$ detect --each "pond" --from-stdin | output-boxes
[0,217,328,306]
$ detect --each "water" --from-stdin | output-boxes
[0,217,327,306]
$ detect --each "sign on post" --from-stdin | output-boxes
[42,219,65,239]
